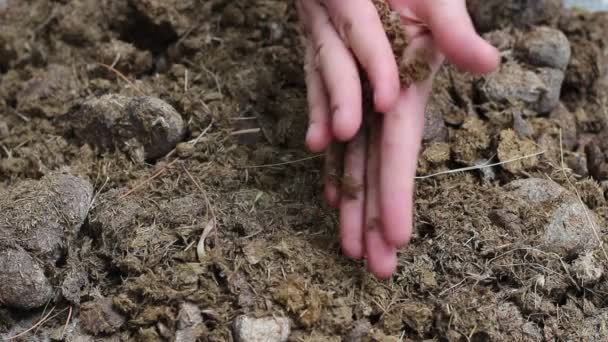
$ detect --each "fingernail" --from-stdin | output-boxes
[306,123,318,144]
[373,92,379,109]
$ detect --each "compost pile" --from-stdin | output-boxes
[1,0,608,340]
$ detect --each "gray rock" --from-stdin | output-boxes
[518,27,572,71]
[233,315,291,342]
[480,62,546,110]
[0,247,53,310]
[536,68,565,114]
[512,109,534,138]
[68,94,185,161]
[175,302,205,342]
[506,178,601,255]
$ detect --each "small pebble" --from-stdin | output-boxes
[233,315,291,342]
[506,178,601,255]
[175,302,205,342]
[176,142,194,158]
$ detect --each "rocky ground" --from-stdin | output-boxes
[1,0,608,341]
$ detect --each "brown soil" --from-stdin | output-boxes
[1,0,608,341]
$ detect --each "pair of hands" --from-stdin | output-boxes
[297,0,500,278]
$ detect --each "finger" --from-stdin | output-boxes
[303,39,332,152]
[324,142,343,208]
[390,0,500,74]
[301,0,363,141]
[378,37,441,247]
[339,129,367,259]
[365,113,398,279]
[323,0,400,113]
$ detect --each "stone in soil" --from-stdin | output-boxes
[233,315,291,342]
[479,62,546,112]
[0,247,53,310]
[505,178,601,255]
[67,94,185,161]
[175,302,206,342]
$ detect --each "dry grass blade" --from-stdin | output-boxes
[118,159,178,200]
[96,63,146,96]
[240,154,324,169]
[164,121,213,160]
[415,151,545,180]
[180,163,217,261]
[197,219,216,261]
[230,128,261,135]
[61,306,73,338]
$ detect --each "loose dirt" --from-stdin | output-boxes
[1,0,608,341]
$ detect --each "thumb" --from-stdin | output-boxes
[389,0,500,75]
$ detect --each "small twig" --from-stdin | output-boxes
[62,306,73,338]
[8,108,30,122]
[200,63,222,96]
[240,154,325,169]
[230,128,261,136]
[230,116,257,121]
[110,53,121,69]
[0,144,11,158]
[118,159,178,200]
[181,164,217,261]
[438,278,467,296]
[189,121,214,146]
[90,176,110,208]
[175,25,197,47]
[197,219,216,261]
[181,164,215,219]
[96,63,145,96]
[415,151,545,180]
[184,68,189,93]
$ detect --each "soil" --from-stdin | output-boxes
[1,0,608,341]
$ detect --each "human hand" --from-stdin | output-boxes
[297,0,500,278]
